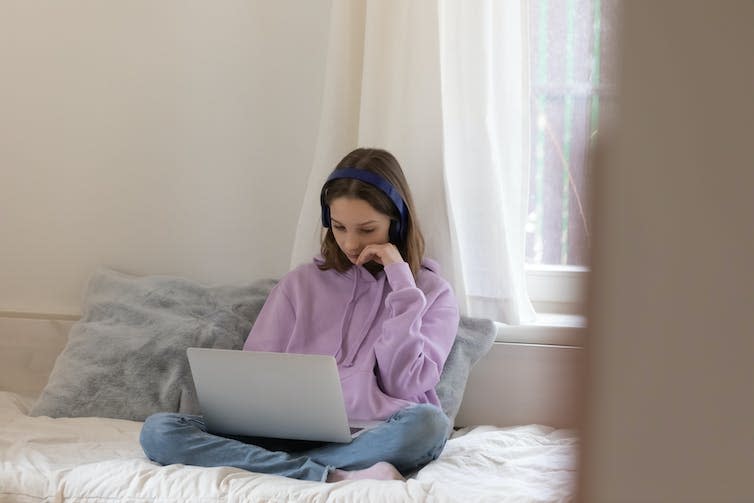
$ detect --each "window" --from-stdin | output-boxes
[524,0,618,313]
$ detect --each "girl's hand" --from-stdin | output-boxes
[356,243,404,267]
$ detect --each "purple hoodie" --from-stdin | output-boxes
[243,256,460,422]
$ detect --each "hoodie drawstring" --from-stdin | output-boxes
[335,267,385,368]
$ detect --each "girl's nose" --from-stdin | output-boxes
[344,235,361,253]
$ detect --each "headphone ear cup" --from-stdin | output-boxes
[389,221,401,244]
[320,189,331,227]
[321,205,330,228]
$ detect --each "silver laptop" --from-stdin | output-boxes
[186,348,356,443]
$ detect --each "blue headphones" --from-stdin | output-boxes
[320,167,408,244]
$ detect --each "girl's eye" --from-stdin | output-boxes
[331,225,374,234]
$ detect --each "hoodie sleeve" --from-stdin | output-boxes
[242,281,296,352]
[373,261,460,401]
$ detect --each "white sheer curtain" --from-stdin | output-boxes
[439,1,535,323]
[290,0,535,324]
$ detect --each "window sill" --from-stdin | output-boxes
[494,313,586,347]
[526,265,588,315]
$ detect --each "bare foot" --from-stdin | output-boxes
[327,462,404,482]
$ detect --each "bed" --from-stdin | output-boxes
[0,268,579,502]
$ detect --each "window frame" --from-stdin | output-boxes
[491,265,588,346]
[526,264,588,315]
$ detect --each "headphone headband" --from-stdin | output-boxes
[320,167,408,243]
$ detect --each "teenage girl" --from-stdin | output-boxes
[140,148,460,482]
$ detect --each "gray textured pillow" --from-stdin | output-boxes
[435,316,497,425]
[30,268,276,421]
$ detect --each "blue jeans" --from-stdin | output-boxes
[140,403,451,482]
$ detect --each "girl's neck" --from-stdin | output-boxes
[362,261,384,277]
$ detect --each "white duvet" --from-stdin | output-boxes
[0,392,578,502]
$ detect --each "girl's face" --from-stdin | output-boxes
[328,197,391,264]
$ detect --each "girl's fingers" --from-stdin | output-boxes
[356,247,380,265]
[357,244,402,266]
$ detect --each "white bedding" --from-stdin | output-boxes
[0,392,578,502]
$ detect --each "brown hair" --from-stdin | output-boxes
[319,148,425,279]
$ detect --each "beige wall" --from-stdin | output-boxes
[0,1,331,315]
[580,1,754,501]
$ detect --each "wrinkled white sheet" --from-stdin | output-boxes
[0,392,578,502]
